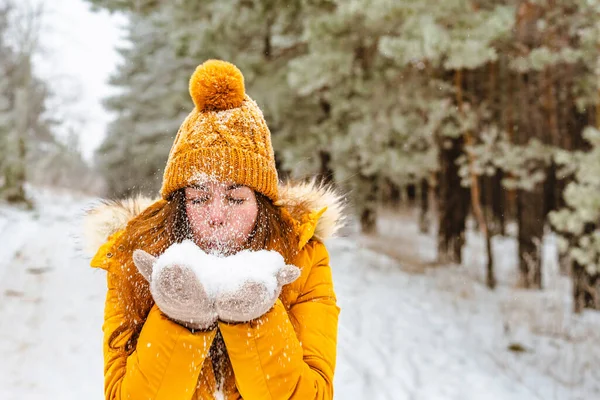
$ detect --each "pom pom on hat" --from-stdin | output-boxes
[161,59,279,201]
[189,59,246,111]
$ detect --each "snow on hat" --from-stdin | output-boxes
[160,60,278,201]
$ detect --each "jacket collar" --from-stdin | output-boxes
[84,179,345,254]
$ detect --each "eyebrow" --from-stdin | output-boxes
[190,184,208,192]
[189,184,243,192]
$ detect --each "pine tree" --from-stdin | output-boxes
[551,128,600,311]
[86,0,600,307]
[0,1,54,206]
[91,0,307,197]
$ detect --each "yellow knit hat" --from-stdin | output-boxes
[160,60,278,201]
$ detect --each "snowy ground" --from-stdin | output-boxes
[0,189,599,399]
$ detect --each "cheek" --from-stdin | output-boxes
[186,205,208,232]
[185,203,258,240]
[230,205,258,235]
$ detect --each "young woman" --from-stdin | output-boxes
[86,60,343,400]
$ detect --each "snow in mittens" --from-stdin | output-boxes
[153,240,289,297]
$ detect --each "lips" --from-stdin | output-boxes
[201,240,232,255]
[204,242,219,250]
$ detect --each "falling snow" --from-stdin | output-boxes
[0,188,599,399]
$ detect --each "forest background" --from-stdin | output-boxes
[2,0,600,311]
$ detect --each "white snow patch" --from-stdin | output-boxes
[153,240,287,297]
[213,388,226,400]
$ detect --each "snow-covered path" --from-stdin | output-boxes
[331,238,538,400]
[0,194,105,399]
[0,190,598,399]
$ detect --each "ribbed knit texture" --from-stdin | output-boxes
[160,60,279,201]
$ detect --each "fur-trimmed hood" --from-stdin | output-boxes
[83,180,345,255]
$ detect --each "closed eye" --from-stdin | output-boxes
[226,197,245,205]
[188,197,209,205]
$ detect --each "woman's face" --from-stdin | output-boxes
[184,181,258,254]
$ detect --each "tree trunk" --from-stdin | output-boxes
[493,171,506,236]
[572,261,600,313]
[543,162,557,217]
[318,150,335,184]
[516,186,544,289]
[384,178,401,207]
[483,207,496,289]
[511,63,546,290]
[437,136,468,264]
[419,178,429,234]
[358,174,379,234]
[1,87,29,206]
[406,183,416,206]
[457,68,495,287]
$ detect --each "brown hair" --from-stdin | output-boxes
[107,188,298,354]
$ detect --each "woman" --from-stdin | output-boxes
[86,60,344,400]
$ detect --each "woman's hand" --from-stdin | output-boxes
[216,263,300,323]
[133,249,217,331]
[133,242,300,326]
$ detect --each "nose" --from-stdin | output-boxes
[207,197,226,226]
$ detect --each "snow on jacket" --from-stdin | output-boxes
[85,180,344,400]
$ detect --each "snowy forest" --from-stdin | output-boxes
[0,2,100,206]
[1,0,600,399]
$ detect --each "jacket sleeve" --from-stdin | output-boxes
[96,238,216,400]
[219,241,340,400]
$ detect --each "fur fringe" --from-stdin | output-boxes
[276,179,346,242]
[83,195,158,255]
[84,180,346,254]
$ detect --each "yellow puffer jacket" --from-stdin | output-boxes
[86,181,344,400]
